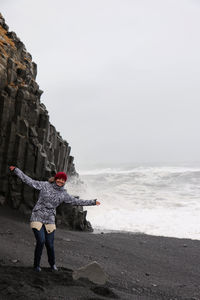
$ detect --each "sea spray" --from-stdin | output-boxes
[67,164,200,239]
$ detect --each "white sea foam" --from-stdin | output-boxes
[67,164,200,240]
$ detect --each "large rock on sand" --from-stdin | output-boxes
[73,261,107,285]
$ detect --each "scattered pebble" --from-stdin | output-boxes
[63,238,71,242]
[178,284,186,287]
[139,240,147,244]
[151,283,157,287]
[11,259,19,263]
[0,230,13,235]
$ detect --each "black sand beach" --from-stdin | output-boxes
[0,207,200,300]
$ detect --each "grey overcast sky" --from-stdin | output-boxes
[1,0,200,169]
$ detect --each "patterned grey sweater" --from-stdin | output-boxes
[14,168,96,224]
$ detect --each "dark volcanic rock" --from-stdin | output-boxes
[0,13,92,231]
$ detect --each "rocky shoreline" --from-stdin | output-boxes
[0,206,200,300]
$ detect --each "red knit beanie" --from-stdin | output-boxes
[55,172,67,181]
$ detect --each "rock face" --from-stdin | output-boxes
[0,14,92,231]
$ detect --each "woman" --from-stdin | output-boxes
[9,166,100,272]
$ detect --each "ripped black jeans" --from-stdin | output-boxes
[32,225,55,268]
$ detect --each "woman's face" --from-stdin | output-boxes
[55,178,66,187]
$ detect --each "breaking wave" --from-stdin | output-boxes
[67,164,200,239]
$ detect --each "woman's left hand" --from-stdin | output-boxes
[96,200,100,205]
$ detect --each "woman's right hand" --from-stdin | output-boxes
[9,166,16,171]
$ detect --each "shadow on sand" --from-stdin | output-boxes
[0,265,118,300]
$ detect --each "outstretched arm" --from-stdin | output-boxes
[63,192,100,206]
[9,166,45,190]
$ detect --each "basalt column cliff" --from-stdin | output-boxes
[0,14,92,231]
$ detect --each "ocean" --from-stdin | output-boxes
[67,163,200,240]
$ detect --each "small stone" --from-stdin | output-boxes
[63,238,71,242]
[11,259,19,263]
[145,273,150,276]
[139,241,147,244]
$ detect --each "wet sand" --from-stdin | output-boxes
[0,206,200,300]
